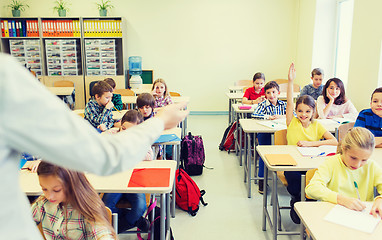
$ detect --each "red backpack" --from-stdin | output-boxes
[175,168,207,216]
[218,121,244,153]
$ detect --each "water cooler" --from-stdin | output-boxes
[128,56,143,89]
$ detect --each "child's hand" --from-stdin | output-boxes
[288,63,296,82]
[370,198,382,218]
[326,88,335,102]
[152,90,158,96]
[338,194,366,211]
[105,99,114,110]
[98,124,107,132]
[297,141,314,147]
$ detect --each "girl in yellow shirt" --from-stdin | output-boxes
[306,127,382,217]
[286,63,338,223]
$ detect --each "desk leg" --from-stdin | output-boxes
[247,133,252,198]
[300,174,306,240]
[244,132,248,183]
[262,165,268,231]
[166,193,171,231]
[272,171,278,240]
[228,99,232,124]
[160,194,166,240]
[239,124,243,166]
[253,133,258,184]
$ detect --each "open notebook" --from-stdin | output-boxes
[297,145,337,157]
[324,203,381,233]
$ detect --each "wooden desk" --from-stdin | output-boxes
[20,160,176,240]
[228,85,245,93]
[46,87,75,96]
[295,202,382,240]
[257,145,327,240]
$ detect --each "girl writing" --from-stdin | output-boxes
[151,78,173,109]
[31,161,117,240]
[306,127,382,217]
[316,78,358,120]
[286,63,338,223]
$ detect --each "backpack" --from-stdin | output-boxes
[219,121,243,153]
[180,132,205,176]
[175,168,208,216]
[137,198,174,240]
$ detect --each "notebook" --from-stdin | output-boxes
[128,168,171,188]
[265,154,297,166]
[154,134,181,144]
[324,203,380,233]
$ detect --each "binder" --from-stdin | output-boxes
[22,20,26,37]
[19,21,23,37]
[265,154,297,166]
[15,21,20,37]
[12,21,16,37]
[1,21,4,37]
[4,20,9,37]
[8,21,13,37]
[127,168,171,188]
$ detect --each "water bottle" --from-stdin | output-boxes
[128,56,142,76]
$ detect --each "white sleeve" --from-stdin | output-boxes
[0,54,164,175]
[342,100,358,121]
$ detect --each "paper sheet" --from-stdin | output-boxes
[324,203,381,233]
[297,145,337,157]
[256,120,286,130]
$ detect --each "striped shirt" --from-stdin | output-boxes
[31,197,114,240]
[84,99,114,129]
[354,109,382,137]
[112,93,123,111]
[252,99,287,117]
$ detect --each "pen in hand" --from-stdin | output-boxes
[354,181,361,200]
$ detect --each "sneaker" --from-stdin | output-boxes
[136,216,150,232]
[258,179,264,194]
[290,208,301,224]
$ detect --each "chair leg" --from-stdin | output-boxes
[112,213,118,233]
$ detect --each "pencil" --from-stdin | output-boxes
[113,106,121,113]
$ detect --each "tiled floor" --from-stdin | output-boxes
[119,115,300,240]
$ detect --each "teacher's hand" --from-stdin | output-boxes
[155,102,189,130]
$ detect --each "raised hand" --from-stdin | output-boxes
[288,63,296,82]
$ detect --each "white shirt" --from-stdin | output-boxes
[0,54,164,239]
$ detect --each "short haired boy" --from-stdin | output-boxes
[252,81,287,194]
[300,68,324,100]
[354,87,382,147]
[104,78,123,111]
[137,93,155,121]
[84,81,115,132]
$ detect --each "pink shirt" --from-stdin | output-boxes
[316,96,358,120]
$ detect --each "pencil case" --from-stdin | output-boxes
[239,105,252,110]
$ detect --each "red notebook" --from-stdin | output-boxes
[128,168,171,188]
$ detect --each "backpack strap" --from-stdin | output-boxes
[200,190,208,206]
[137,198,158,240]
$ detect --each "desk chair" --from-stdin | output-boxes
[337,122,355,142]
[236,80,252,87]
[278,82,300,93]
[54,80,74,87]
[273,79,288,85]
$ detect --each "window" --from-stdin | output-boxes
[334,0,354,86]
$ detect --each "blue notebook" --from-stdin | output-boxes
[154,134,181,144]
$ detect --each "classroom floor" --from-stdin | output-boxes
[119,115,300,240]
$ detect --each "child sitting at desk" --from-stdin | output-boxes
[137,93,155,120]
[316,78,358,120]
[84,81,117,132]
[252,80,287,194]
[102,109,151,233]
[306,127,382,217]
[300,68,324,100]
[31,161,117,239]
[242,72,266,105]
[104,78,123,111]
[354,87,382,148]
[151,78,173,109]
[286,63,338,223]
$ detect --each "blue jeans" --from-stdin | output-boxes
[257,133,271,178]
[102,193,147,233]
[284,171,306,198]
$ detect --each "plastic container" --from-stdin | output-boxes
[128,56,142,75]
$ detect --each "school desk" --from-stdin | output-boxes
[228,85,245,93]
[239,118,341,198]
[294,201,382,240]
[20,160,176,240]
[256,145,327,240]
[232,103,258,165]
[131,84,153,95]
[46,86,75,96]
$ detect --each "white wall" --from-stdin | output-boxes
[0,0,299,112]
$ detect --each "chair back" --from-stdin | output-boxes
[278,83,300,93]
[169,91,181,97]
[337,122,355,142]
[114,88,135,96]
[305,169,318,199]
[236,80,252,87]
[89,81,100,98]
[273,79,288,85]
[274,129,287,145]
[54,80,74,87]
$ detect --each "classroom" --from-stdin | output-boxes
[2,0,382,239]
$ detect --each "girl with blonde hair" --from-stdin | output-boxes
[31,161,117,239]
[306,127,382,217]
